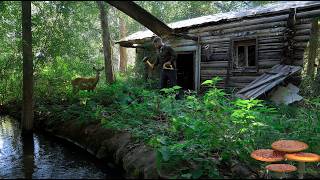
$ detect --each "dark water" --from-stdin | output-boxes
[0,116,122,179]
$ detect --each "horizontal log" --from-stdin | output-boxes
[203,43,288,52]
[197,25,309,45]
[295,23,312,30]
[170,39,197,47]
[296,29,311,36]
[205,54,228,61]
[198,24,286,38]
[189,14,289,34]
[258,61,281,68]
[202,45,230,50]
[203,41,230,46]
[283,42,308,48]
[229,76,260,83]
[201,61,228,68]
[210,49,229,53]
[292,35,310,41]
[292,60,303,66]
[189,8,317,34]
[259,42,283,46]
[294,47,308,51]
[200,37,230,44]
[214,21,287,35]
[259,49,282,53]
[259,35,284,40]
[259,38,283,44]
[293,42,308,47]
[258,55,282,59]
[258,58,281,62]
[205,52,227,56]
[202,71,266,80]
[202,52,229,57]
[295,18,313,24]
[227,82,250,88]
[173,45,197,52]
[200,27,286,42]
[201,69,228,76]
[201,75,226,80]
[296,3,320,13]
[259,46,284,51]
[296,9,320,19]
[195,17,311,38]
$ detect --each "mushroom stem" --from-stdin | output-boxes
[298,162,305,179]
[274,172,285,179]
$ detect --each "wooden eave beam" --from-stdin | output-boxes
[172,33,198,41]
[106,1,173,37]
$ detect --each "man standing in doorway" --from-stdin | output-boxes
[144,36,177,89]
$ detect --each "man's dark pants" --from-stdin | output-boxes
[160,69,177,89]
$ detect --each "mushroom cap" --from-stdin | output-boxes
[251,149,285,162]
[285,152,320,162]
[266,164,297,173]
[271,140,308,153]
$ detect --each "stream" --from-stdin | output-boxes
[0,116,122,179]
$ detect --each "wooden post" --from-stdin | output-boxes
[119,16,128,72]
[306,18,319,78]
[282,8,296,65]
[21,1,34,132]
[22,133,35,178]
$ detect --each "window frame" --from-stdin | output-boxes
[230,36,258,72]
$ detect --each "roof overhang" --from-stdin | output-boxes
[115,1,320,46]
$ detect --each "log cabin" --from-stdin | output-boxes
[115,1,320,96]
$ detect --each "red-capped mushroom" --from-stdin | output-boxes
[271,140,308,153]
[284,152,320,179]
[251,149,285,162]
[265,164,297,179]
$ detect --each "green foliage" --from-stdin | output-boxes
[3,1,319,178]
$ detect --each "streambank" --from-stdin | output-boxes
[1,102,160,179]
[2,101,267,179]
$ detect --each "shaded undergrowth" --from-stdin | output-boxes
[29,73,319,178]
[6,73,320,179]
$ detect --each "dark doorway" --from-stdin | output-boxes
[176,52,194,90]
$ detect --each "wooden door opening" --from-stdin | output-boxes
[176,52,195,90]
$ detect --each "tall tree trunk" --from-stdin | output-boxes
[21,1,34,132]
[119,16,128,72]
[306,18,319,78]
[97,1,115,84]
[316,21,320,84]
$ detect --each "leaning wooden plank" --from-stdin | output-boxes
[244,77,286,99]
[236,65,302,99]
[237,64,282,92]
[237,73,287,94]
[250,77,287,99]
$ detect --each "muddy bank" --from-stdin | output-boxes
[38,119,159,179]
[1,102,160,179]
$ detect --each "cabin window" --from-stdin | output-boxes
[233,39,257,69]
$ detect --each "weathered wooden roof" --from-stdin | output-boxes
[235,64,302,99]
[117,1,320,44]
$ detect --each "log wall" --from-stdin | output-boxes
[135,5,320,90]
[177,10,314,89]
